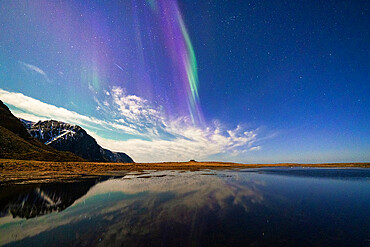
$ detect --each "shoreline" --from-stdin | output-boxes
[0,159,369,185]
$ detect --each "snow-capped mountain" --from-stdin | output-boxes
[0,101,83,162]
[20,119,134,163]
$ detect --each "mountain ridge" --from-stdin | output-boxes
[21,119,134,163]
[0,101,85,162]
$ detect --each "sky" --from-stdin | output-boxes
[0,0,369,163]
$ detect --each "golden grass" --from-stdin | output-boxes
[0,159,368,184]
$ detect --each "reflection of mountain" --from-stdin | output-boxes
[1,169,369,247]
[0,179,98,219]
[0,171,266,246]
[69,171,266,246]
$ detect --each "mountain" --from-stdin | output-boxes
[0,101,33,140]
[0,101,84,162]
[21,119,134,163]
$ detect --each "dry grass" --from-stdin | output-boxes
[0,159,368,184]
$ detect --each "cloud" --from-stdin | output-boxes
[110,86,167,137]
[19,61,51,83]
[93,126,258,162]
[0,88,143,139]
[249,146,261,151]
[0,88,142,135]
[0,88,262,162]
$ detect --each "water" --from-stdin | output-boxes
[0,168,369,246]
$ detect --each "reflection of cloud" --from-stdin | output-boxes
[0,171,264,246]
[0,88,262,162]
[19,61,51,83]
[77,170,263,210]
[83,171,265,246]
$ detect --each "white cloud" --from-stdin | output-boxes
[0,88,140,136]
[93,127,258,163]
[19,61,51,83]
[109,86,167,137]
[249,146,261,151]
[0,88,261,162]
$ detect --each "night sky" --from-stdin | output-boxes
[0,0,369,163]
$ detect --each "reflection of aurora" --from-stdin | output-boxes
[1,169,369,246]
[0,171,265,246]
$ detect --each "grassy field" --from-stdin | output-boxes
[0,159,369,184]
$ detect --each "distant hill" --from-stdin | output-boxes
[21,119,134,163]
[0,101,85,162]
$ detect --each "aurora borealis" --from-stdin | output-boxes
[0,0,369,162]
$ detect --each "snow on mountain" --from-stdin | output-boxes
[20,119,134,163]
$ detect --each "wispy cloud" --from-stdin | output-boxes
[249,146,261,151]
[93,128,258,162]
[0,88,262,162]
[19,61,51,83]
[110,86,167,138]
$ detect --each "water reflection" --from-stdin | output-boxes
[0,168,369,246]
[0,179,98,219]
[242,167,370,180]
